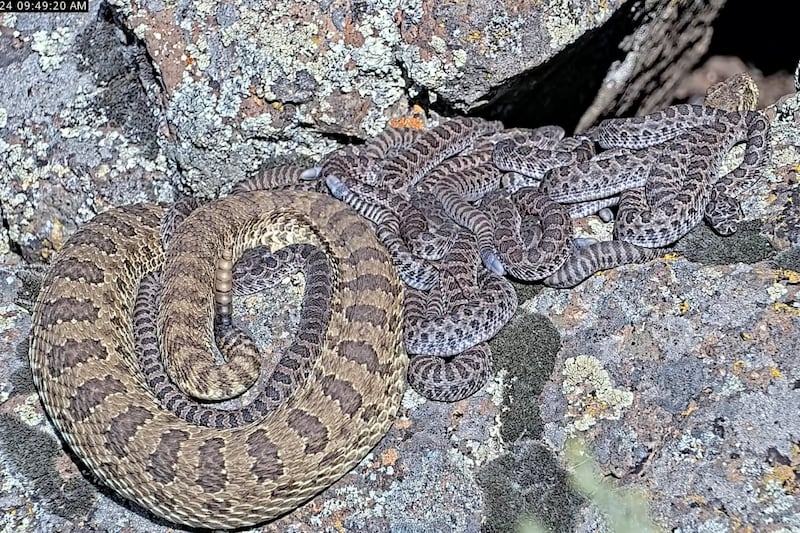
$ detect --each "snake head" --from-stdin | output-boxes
[300,166,322,180]
[481,251,505,276]
[324,174,351,200]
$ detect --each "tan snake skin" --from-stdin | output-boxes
[29,191,406,529]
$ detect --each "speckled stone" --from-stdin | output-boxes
[0,6,175,262]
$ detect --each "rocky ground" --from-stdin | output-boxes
[1,1,799,532]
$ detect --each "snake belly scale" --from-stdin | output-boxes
[29,190,407,529]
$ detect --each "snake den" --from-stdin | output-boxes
[3,1,798,531]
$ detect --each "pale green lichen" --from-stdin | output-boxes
[12,392,45,427]
[545,0,617,51]
[353,35,396,74]
[562,355,633,432]
[767,282,789,302]
[1,13,17,27]
[240,113,276,136]
[399,0,424,24]
[398,45,463,95]
[760,480,796,515]
[429,35,448,55]
[673,434,707,462]
[452,49,467,69]
[184,35,211,72]
[30,27,75,71]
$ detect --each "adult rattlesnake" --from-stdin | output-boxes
[29,190,406,529]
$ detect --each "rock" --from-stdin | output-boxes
[0,5,175,263]
[573,0,728,131]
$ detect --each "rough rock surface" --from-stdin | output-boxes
[573,0,727,131]
[0,6,175,263]
[2,2,799,533]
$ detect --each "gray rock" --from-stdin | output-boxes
[0,6,175,262]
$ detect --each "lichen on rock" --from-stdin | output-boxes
[562,355,634,432]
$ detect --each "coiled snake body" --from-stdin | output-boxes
[29,190,406,529]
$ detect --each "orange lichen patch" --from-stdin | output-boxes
[380,448,399,467]
[732,360,747,373]
[662,252,681,263]
[393,416,413,430]
[466,30,482,42]
[740,331,752,340]
[680,401,698,417]
[389,105,427,129]
[678,300,690,314]
[770,367,784,379]
[389,115,425,129]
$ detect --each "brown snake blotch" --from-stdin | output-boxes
[29,190,407,529]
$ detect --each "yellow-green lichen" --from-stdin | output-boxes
[562,355,633,432]
[398,45,463,97]
[30,28,75,71]
[545,0,617,50]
